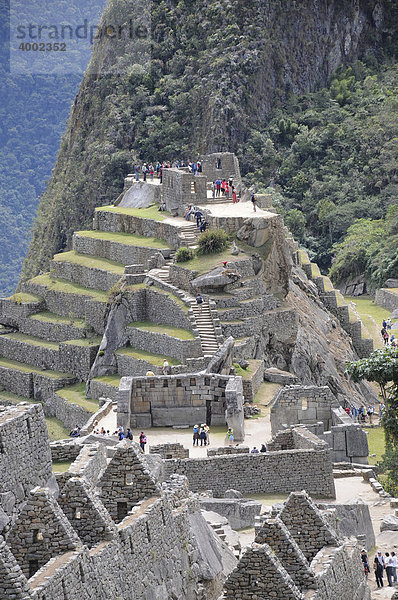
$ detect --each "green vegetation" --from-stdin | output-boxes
[0,356,75,379]
[92,375,121,388]
[197,230,229,255]
[53,251,125,275]
[175,247,195,263]
[344,296,398,347]
[128,321,194,340]
[7,293,42,304]
[76,230,169,248]
[180,246,243,275]
[347,347,398,495]
[56,383,98,413]
[95,205,169,221]
[52,461,73,473]
[4,332,59,350]
[45,417,70,441]
[31,311,86,327]
[233,363,253,380]
[0,390,35,404]
[116,347,180,366]
[149,286,190,314]
[63,338,102,347]
[364,427,386,466]
[27,274,108,303]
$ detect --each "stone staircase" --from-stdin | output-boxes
[189,300,220,356]
[179,222,200,247]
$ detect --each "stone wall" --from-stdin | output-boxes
[43,393,91,431]
[73,233,171,267]
[200,152,241,184]
[118,373,237,429]
[375,288,398,312]
[52,259,120,292]
[50,440,83,463]
[162,169,207,215]
[163,447,335,499]
[270,385,339,435]
[0,404,55,531]
[0,296,44,328]
[125,324,201,362]
[150,442,189,459]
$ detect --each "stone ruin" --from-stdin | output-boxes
[0,404,373,599]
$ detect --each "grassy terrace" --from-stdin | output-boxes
[56,382,98,413]
[0,356,75,379]
[76,230,169,249]
[148,285,190,314]
[116,347,181,366]
[96,205,170,221]
[127,321,194,340]
[344,295,398,347]
[0,389,35,404]
[92,374,121,387]
[6,292,42,304]
[31,311,86,327]
[27,274,108,303]
[53,251,125,275]
[46,417,70,441]
[53,461,73,473]
[3,332,59,350]
[63,337,102,347]
[180,245,247,275]
[364,427,385,465]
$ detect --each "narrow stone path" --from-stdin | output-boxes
[189,299,219,355]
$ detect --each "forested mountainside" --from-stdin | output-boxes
[12,0,398,288]
[0,0,106,297]
[244,62,398,289]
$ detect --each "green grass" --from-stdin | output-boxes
[149,286,190,314]
[180,245,247,275]
[52,461,72,473]
[92,374,121,388]
[321,276,334,292]
[116,347,181,366]
[0,356,75,379]
[0,389,36,404]
[53,251,125,275]
[254,382,281,408]
[344,296,398,348]
[96,205,169,221]
[30,311,86,328]
[364,427,385,465]
[233,362,253,379]
[63,337,102,347]
[45,417,70,441]
[27,274,108,303]
[75,229,169,249]
[6,292,42,304]
[56,382,98,413]
[310,263,321,278]
[298,249,310,265]
[4,332,59,350]
[128,321,194,340]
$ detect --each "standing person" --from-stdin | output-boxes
[374,551,385,588]
[134,164,140,181]
[228,177,233,189]
[126,428,133,440]
[204,424,210,446]
[251,193,257,212]
[232,186,238,204]
[162,359,170,375]
[387,318,392,331]
[194,208,203,228]
[221,179,226,195]
[227,427,234,446]
[391,551,397,583]
[212,181,216,199]
[386,552,394,586]
[383,319,387,330]
[200,220,208,232]
[139,432,147,452]
[361,549,370,577]
[149,163,154,179]
[192,424,199,446]
[199,424,207,446]
[196,293,204,312]
[142,163,148,181]
[368,405,374,424]
[383,329,389,345]
[215,178,222,197]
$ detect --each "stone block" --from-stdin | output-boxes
[151,407,207,427]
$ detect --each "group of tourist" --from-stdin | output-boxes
[344,404,384,423]
[90,425,148,452]
[250,445,267,453]
[184,205,208,232]
[362,548,398,587]
[211,177,238,202]
[381,318,396,346]
[192,424,210,446]
[132,159,205,184]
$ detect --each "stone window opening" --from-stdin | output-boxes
[191,181,197,194]
[281,444,287,450]
[28,559,39,579]
[176,379,181,387]
[163,379,168,388]
[302,398,308,410]
[124,472,134,486]
[150,379,155,388]
[75,509,81,520]
[117,501,128,522]
[32,529,43,543]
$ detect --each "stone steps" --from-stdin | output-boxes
[190,302,220,354]
[52,251,124,292]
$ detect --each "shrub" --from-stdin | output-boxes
[175,247,194,262]
[197,230,229,255]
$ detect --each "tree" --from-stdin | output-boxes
[347,347,398,493]
[285,209,306,241]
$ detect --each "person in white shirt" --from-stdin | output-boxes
[391,551,397,583]
[385,552,394,586]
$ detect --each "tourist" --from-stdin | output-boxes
[134,164,140,181]
[212,181,216,199]
[387,318,392,331]
[199,219,208,232]
[232,186,238,204]
[192,424,199,446]
[158,201,166,212]
[197,161,202,173]
[227,427,234,446]
[361,549,370,577]
[260,444,267,453]
[221,179,226,195]
[139,432,147,452]
[379,403,385,417]
[149,163,154,179]
[194,208,203,227]
[368,405,374,424]
[251,447,259,453]
[390,334,396,347]
[228,177,233,189]
[391,551,397,582]
[251,193,257,212]
[383,329,389,345]
[215,178,222,197]
[146,370,155,376]
[196,293,204,312]
[224,182,230,198]
[383,319,387,329]
[162,359,170,375]
[199,424,207,446]
[69,425,80,437]
[386,552,394,586]
[142,163,148,181]
[126,428,133,440]
[204,424,210,445]
[374,551,385,588]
